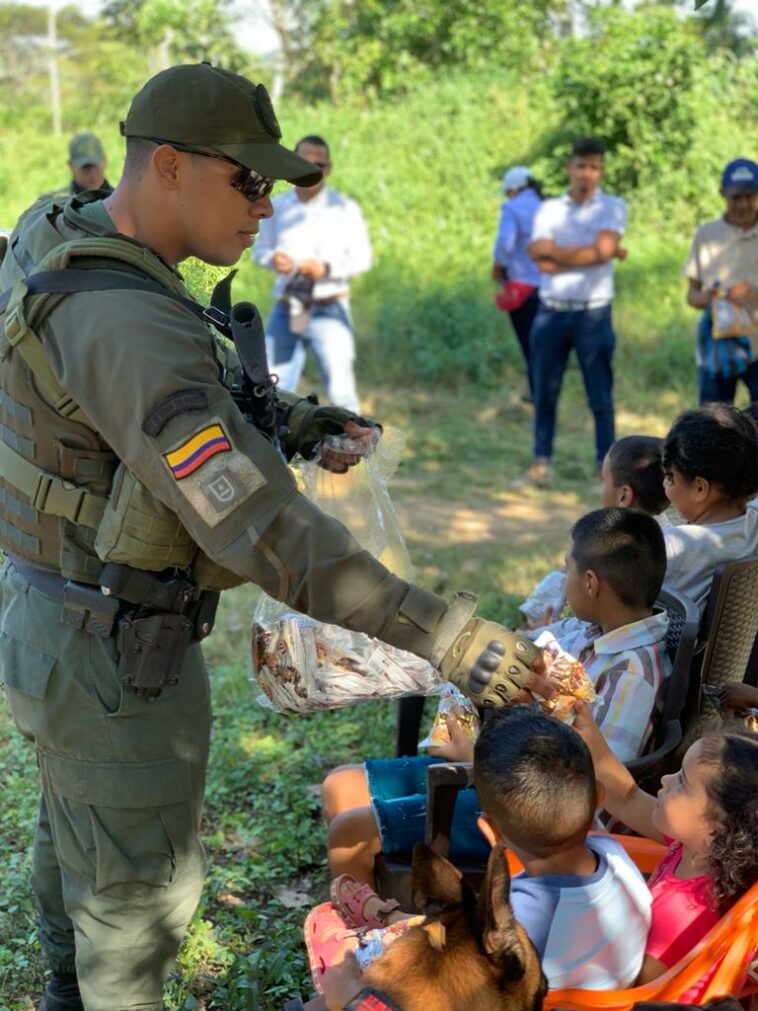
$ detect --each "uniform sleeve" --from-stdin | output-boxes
[493,204,517,265]
[592,654,656,762]
[252,214,276,270]
[328,199,372,281]
[40,291,449,651]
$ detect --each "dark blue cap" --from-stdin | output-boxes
[722,158,758,194]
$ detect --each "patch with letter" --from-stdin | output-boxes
[165,423,231,479]
[162,416,266,528]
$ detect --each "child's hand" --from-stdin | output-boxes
[322,951,363,1010]
[427,715,476,762]
[527,604,556,630]
[719,682,758,712]
[572,700,610,761]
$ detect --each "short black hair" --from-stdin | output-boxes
[663,404,758,502]
[570,507,666,608]
[474,708,596,859]
[122,137,156,180]
[571,136,606,158]
[295,134,330,160]
[607,436,668,515]
[743,402,758,427]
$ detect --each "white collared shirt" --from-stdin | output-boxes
[531,188,627,303]
[253,186,372,301]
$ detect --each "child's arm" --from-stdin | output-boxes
[719,682,758,712]
[572,701,663,841]
[427,715,476,762]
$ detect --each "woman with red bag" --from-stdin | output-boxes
[492,165,544,402]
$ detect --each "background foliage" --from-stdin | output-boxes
[0,0,756,1008]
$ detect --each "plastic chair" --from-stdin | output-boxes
[684,554,758,746]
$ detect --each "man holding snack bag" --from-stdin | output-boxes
[322,507,671,886]
[0,63,553,1011]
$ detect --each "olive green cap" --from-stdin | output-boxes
[121,63,321,187]
[69,132,105,168]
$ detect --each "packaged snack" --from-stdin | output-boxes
[252,614,442,713]
[533,630,597,724]
[419,684,481,749]
[519,570,566,626]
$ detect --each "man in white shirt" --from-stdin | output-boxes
[253,135,372,412]
[523,137,627,486]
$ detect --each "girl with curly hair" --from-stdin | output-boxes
[573,702,758,1000]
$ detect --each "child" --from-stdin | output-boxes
[310,709,651,1002]
[323,508,671,889]
[662,404,758,613]
[522,434,667,627]
[573,701,758,1000]
[599,435,668,516]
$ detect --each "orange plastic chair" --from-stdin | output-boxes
[504,836,757,1010]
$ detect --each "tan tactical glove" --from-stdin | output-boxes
[430,592,549,707]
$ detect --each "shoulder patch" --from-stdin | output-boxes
[162,416,266,528]
[142,389,209,437]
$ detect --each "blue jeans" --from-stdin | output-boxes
[698,359,758,404]
[265,298,360,411]
[530,303,616,465]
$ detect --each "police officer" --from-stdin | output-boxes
[66,133,112,195]
[0,64,552,1011]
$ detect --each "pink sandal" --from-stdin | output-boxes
[303,901,355,995]
[329,874,401,930]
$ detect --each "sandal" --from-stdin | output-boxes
[303,901,355,995]
[329,874,401,930]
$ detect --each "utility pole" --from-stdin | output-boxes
[47,0,62,136]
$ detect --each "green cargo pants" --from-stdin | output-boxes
[0,559,211,1011]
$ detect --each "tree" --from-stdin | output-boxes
[102,0,249,72]
[288,0,567,102]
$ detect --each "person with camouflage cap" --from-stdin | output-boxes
[0,64,552,1011]
[67,132,112,195]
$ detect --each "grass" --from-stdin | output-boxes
[0,313,725,1008]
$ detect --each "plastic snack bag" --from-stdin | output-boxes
[519,570,566,627]
[711,294,757,340]
[533,630,597,724]
[252,612,441,713]
[419,683,481,749]
[251,427,444,712]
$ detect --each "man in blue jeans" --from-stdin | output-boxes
[523,137,627,486]
[253,134,372,412]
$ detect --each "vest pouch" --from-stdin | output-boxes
[95,463,195,571]
[191,549,245,591]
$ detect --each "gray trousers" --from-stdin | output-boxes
[0,559,210,1011]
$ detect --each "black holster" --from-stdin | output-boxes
[117,612,195,699]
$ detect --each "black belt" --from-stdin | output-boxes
[7,555,71,600]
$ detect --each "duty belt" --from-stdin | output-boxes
[6,556,220,699]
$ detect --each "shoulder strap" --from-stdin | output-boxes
[0,268,231,336]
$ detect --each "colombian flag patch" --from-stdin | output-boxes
[165,423,231,479]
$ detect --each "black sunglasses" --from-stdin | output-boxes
[144,137,276,203]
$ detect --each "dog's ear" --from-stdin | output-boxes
[411,842,465,914]
[478,846,528,976]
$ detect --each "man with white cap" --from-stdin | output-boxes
[492,165,544,401]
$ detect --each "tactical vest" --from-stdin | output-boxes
[0,198,243,590]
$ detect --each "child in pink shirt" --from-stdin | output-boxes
[574,702,758,994]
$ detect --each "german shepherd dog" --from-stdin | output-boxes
[362,842,547,1011]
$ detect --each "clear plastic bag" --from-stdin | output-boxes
[711,296,757,340]
[519,570,566,626]
[251,428,442,712]
[419,683,481,750]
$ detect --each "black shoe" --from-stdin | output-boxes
[37,972,84,1011]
